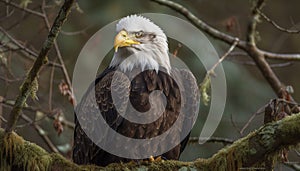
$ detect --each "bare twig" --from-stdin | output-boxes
[0,26,38,58]
[230,112,242,136]
[240,105,265,135]
[0,0,45,18]
[230,50,300,61]
[0,26,62,68]
[5,0,75,133]
[227,57,292,68]
[0,76,24,83]
[260,50,300,61]
[41,0,76,106]
[257,9,300,34]
[49,60,56,111]
[1,98,75,129]
[199,39,239,105]
[172,43,182,57]
[60,25,92,36]
[208,38,239,76]
[20,113,59,153]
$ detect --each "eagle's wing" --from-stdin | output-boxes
[72,67,126,165]
[73,67,199,166]
[173,68,200,154]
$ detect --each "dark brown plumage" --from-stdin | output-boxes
[73,66,198,166]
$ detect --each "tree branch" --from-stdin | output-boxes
[246,0,265,46]
[1,97,75,129]
[245,0,285,97]
[151,0,248,51]
[41,0,76,106]
[260,50,300,61]
[0,0,45,18]
[257,9,300,34]
[1,113,299,170]
[5,0,75,133]
[151,0,290,98]
[0,26,62,68]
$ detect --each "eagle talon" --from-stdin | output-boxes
[149,156,164,162]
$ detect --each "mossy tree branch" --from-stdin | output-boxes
[1,113,299,170]
[4,0,75,133]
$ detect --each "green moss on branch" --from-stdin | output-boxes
[1,113,299,170]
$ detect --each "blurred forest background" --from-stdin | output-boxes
[0,0,299,170]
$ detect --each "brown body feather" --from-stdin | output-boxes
[73,67,199,166]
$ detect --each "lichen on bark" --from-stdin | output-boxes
[0,113,299,171]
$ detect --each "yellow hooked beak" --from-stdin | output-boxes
[114,30,140,52]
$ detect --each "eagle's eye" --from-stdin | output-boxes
[135,31,144,38]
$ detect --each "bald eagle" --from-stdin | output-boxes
[73,15,199,166]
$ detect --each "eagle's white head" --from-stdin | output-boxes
[110,15,170,73]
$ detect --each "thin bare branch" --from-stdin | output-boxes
[0,76,23,83]
[20,113,59,153]
[151,0,248,50]
[257,9,300,34]
[227,57,292,68]
[228,49,300,63]
[240,105,265,135]
[0,26,39,58]
[260,50,300,61]
[0,0,45,18]
[41,0,76,106]
[5,0,75,133]
[208,38,239,76]
[61,25,92,36]
[230,112,242,137]
[0,98,75,129]
[48,61,56,111]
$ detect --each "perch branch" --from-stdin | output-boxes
[5,0,75,133]
[1,113,300,170]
